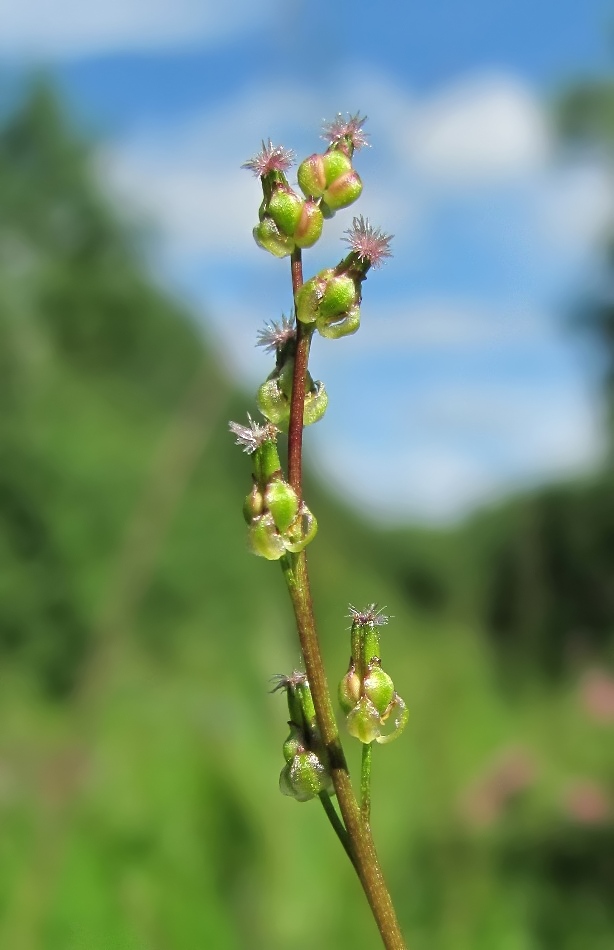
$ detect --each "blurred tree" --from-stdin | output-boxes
[0,80,214,695]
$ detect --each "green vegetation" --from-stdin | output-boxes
[0,83,612,948]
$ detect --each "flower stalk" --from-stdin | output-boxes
[234,115,407,949]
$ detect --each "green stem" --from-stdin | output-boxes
[361,743,373,826]
[281,250,407,950]
[319,791,356,868]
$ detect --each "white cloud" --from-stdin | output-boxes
[403,74,550,183]
[0,0,277,58]
[537,162,614,252]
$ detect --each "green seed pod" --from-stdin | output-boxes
[363,661,395,717]
[297,153,327,198]
[264,479,299,534]
[279,751,333,802]
[317,303,361,340]
[293,199,323,248]
[322,169,363,213]
[253,217,295,258]
[346,697,382,745]
[338,662,361,715]
[295,273,327,325]
[248,513,286,560]
[268,186,304,237]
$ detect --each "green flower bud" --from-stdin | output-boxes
[316,304,360,340]
[248,512,286,560]
[321,169,363,214]
[293,199,323,249]
[338,662,361,715]
[346,697,382,745]
[253,217,295,258]
[268,185,303,237]
[297,153,327,197]
[363,660,395,717]
[264,479,299,534]
[279,751,333,802]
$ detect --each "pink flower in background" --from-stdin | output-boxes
[579,669,614,723]
[460,745,537,828]
[563,779,611,825]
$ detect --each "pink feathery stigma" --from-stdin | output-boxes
[348,604,390,628]
[343,215,393,268]
[321,112,369,151]
[256,314,296,354]
[242,139,295,177]
[228,414,279,454]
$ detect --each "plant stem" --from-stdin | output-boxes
[282,249,407,950]
[361,743,373,826]
[319,791,356,868]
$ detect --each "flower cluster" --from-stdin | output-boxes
[273,672,334,802]
[229,416,317,559]
[338,604,408,744]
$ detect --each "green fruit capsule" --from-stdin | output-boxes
[264,479,299,534]
[303,381,328,426]
[338,664,361,715]
[279,751,332,802]
[363,662,395,717]
[248,513,285,560]
[282,722,305,764]
[322,169,363,213]
[268,186,303,237]
[297,153,327,197]
[322,149,353,185]
[257,378,290,426]
[253,218,295,258]
[317,303,361,340]
[293,199,323,248]
[346,696,382,744]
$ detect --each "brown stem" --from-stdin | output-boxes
[282,251,407,949]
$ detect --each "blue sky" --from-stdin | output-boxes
[2,0,613,522]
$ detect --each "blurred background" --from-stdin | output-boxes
[0,0,613,947]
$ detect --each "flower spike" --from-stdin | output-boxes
[256,315,296,354]
[242,139,295,178]
[228,414,279,454]
[343,216,393,269]
[322,112,370,152]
